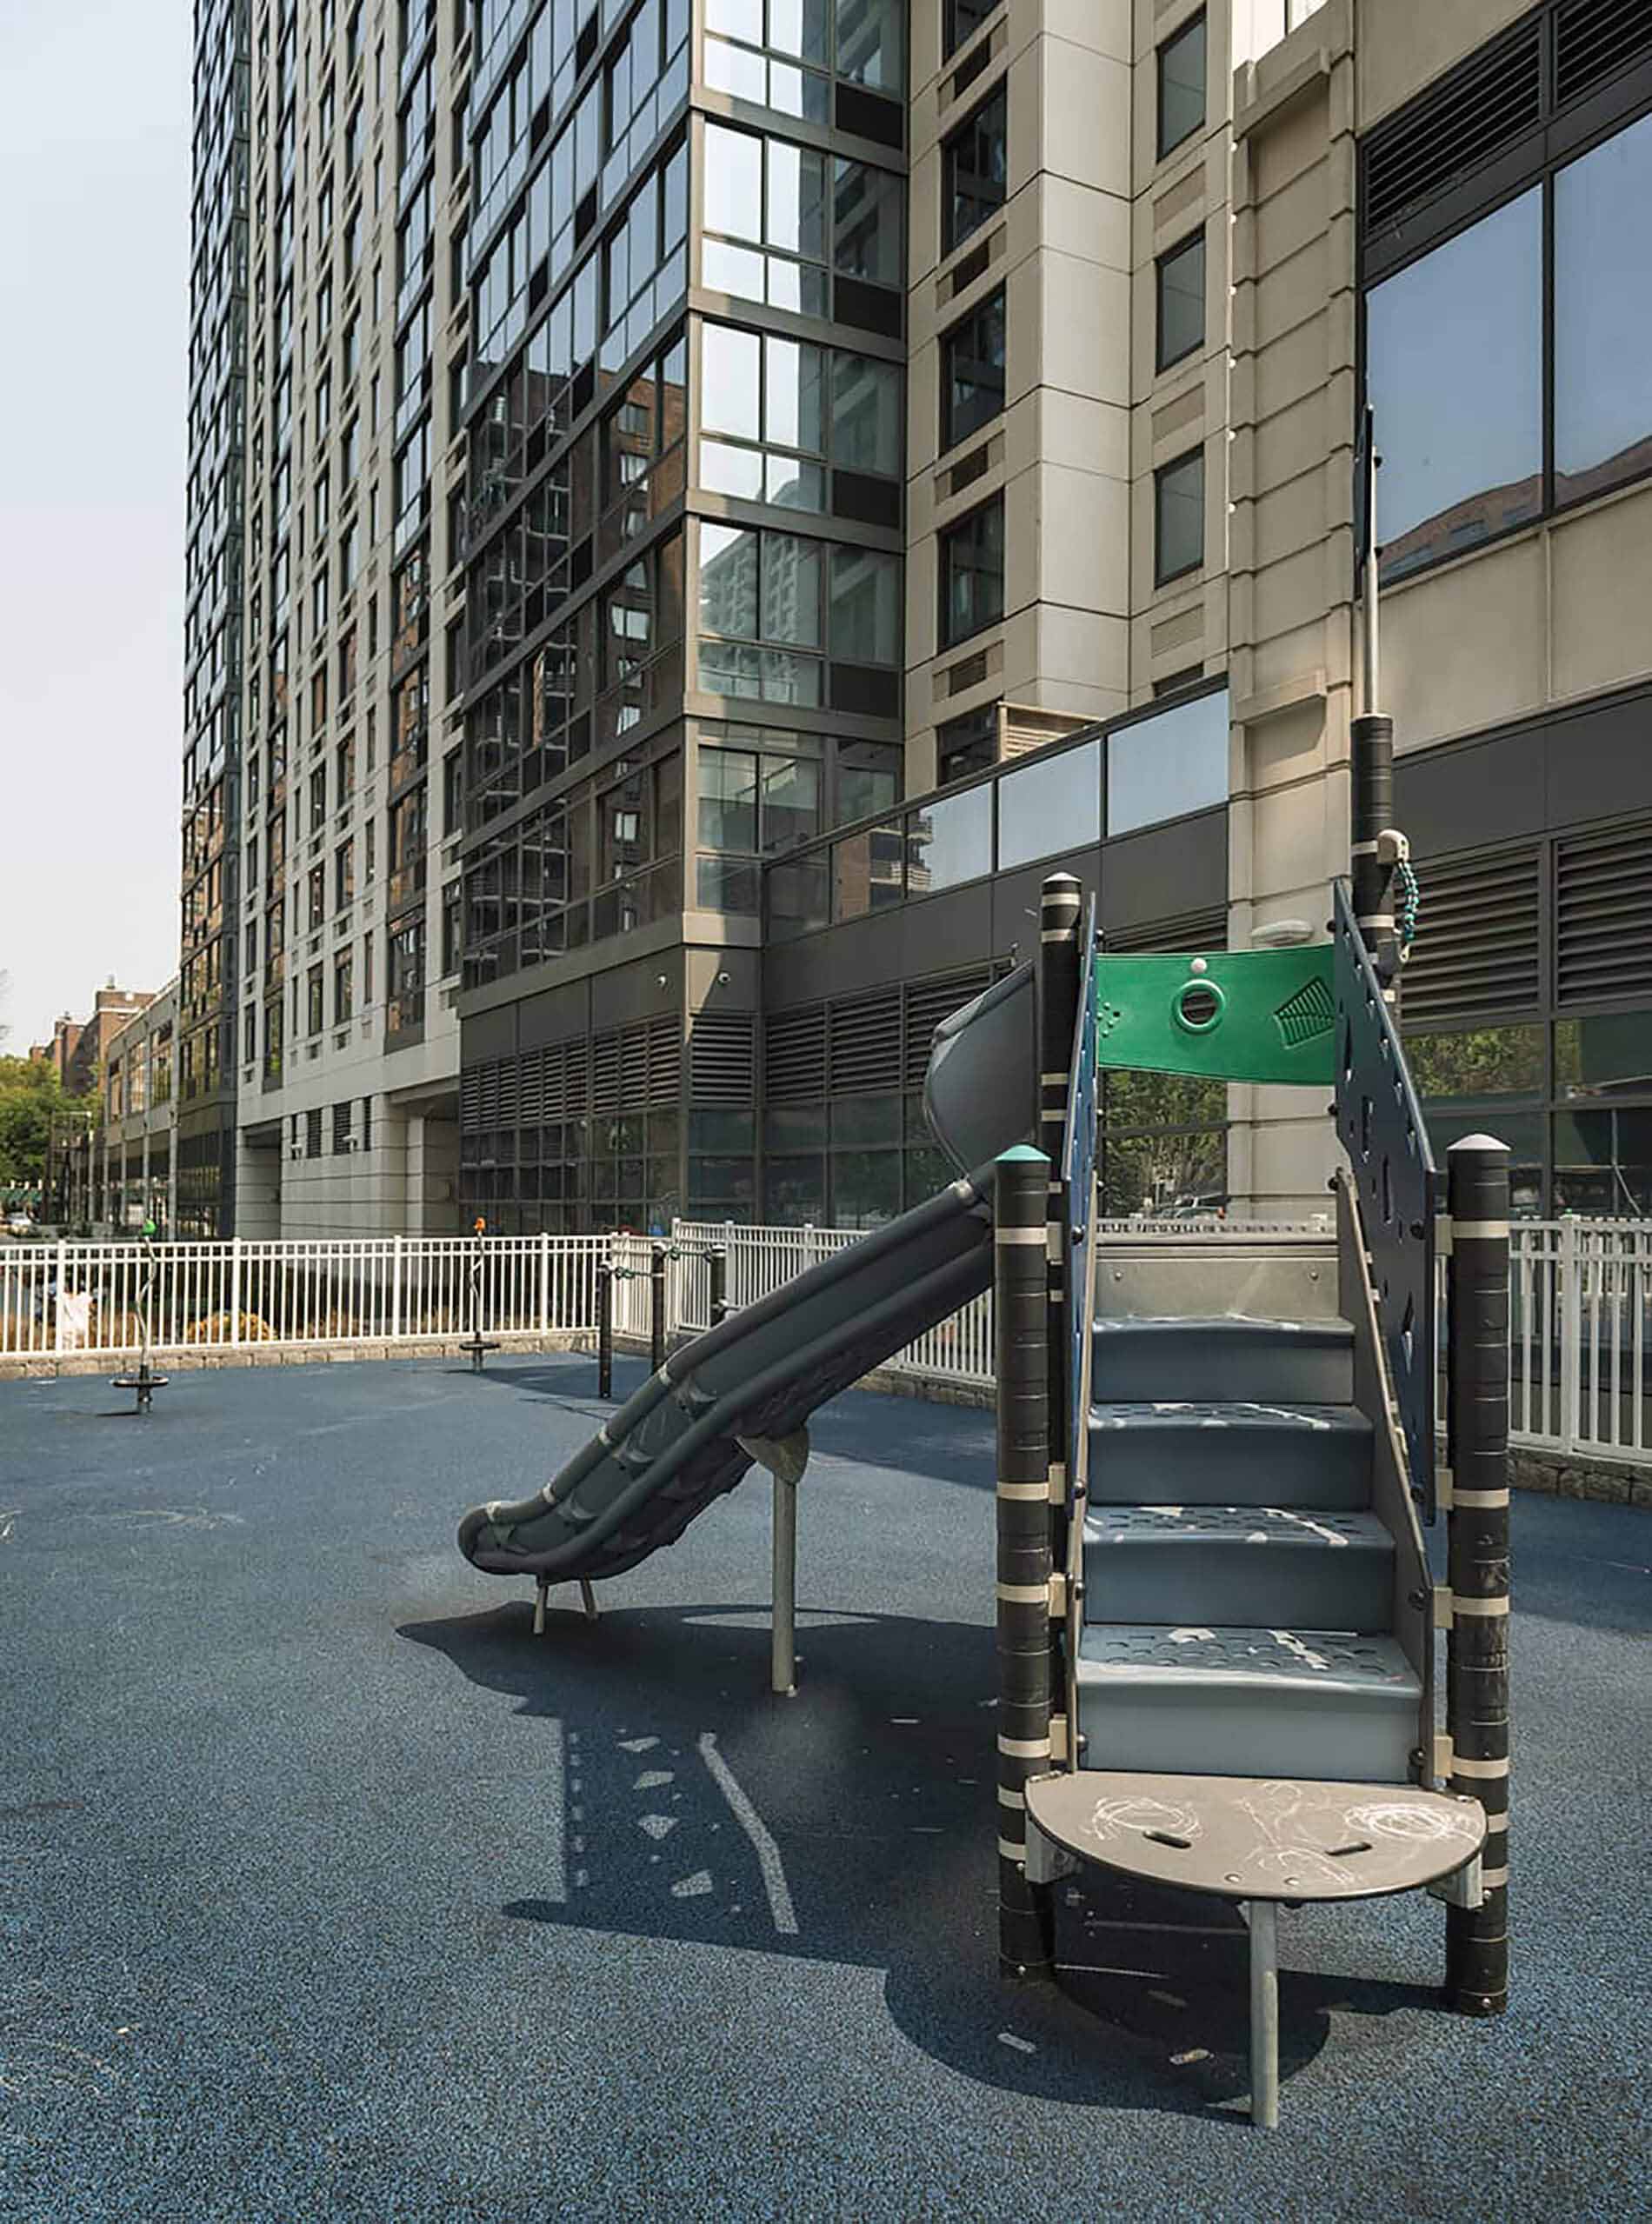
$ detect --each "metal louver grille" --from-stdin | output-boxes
[647,1013,682,1108]
[460,1069,483,1131]
[620,1025,647,1109]
[563,1038,590,1115]
[765,1004,826,1102]
[477,1062,501,1125]
[829,990,901,1095]
[541,1043,566,1122]
[1556,820,1652,1004]
[1363,23,1542,233]
[903,967,992,1089]
[1402,849,1542,1025]
[1106,908,1228,956]
[591,1031,622,1115]
[689,1009,756,1104]
[518,1050,544,1122]
[1556,0,1652,105]
[497,1061,520,1122]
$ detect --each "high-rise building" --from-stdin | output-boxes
[229,0,467,1237]
[178,0,251,1234]
[451,0,1652,1233]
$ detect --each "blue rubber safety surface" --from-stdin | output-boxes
[1,1354,1647,2221]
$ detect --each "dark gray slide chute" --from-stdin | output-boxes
[457,962,1035,1586]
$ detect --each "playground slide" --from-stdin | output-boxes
[457,962,1034,1586]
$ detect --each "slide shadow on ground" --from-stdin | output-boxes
[401,1599,1438,2122]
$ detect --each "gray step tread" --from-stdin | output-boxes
[1093,1315,1354,1342]
[1076,1624,1416,1697]
[1084,1506,1390,1550]
[1091,1399,1369,1433]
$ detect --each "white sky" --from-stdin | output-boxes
[0,1,191,1052]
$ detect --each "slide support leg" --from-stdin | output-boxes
[1247,1900,1280,2129]
[579,1577,598,1621]
[771,1473,797,1696]
[532,1575,548,1637]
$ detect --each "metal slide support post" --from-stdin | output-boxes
[771,1472,797,1696]
[709,1246,728,1327]
[596,1262,614,1400]
[1247,1901,1281,2129]
[649,1244,667,1374]
[995,1146,1056,1981]
[1445,1135,1512,2015]
[1036,872,1082,1573]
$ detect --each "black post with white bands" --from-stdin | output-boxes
[649,1245,668,1375]
[1445,1135,1511,2016]
[1350,711,1396,990]
[995,1146,1056,1982]
[596,1262,614,1401]
[709,1246,729,1327]
[1036,871,1083,1601]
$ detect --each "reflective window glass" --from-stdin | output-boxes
[943,83,1006,255]
[1411,1025,1546,1103]
[1555,1009,1652,1096]
[1554,1108,1652,1216]
[703,122,763,240]
[1555,114,1652,505]
[829,546,899,663]
[1154,447,1204,584]
[1106,689,1228,833]
[997,739,1101,869]
[906,782,991,894]
[939,493,1003,647]
[1366,188,1542,583]
[831,352,902,476]
[1156,228,1204,371]
[1157,12,1205,158]
[941,286,1006,452]
[702,323,762,440]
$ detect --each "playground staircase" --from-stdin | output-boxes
[1073,1217,1428,1787]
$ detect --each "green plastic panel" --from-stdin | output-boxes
[1095,947,1336,1086]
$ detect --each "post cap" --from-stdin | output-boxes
[1446,1135,1511,1154]
[996,1144,1050,1163]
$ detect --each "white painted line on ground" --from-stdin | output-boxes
[697,1731,798,1936]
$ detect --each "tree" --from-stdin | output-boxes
[0,1058,94,1190]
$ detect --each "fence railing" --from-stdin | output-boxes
[3,1216,1648,1466]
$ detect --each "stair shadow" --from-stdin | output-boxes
[399,1599,1439,2119]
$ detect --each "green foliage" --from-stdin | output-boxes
[1407,1024,1544,1102]
[0,1059,96,1187]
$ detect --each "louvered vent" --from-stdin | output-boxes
[460,1068,483,1130]
[620,1023,648,1109]
[518,1049,544,1122]
[903,967,992,1089]
[564,1037,590,1115]
[829,990,901,1095]
[647,1013,682,1108]
[1106,908,1227,956]
[1556,0,1652,106]
[541,1042,566,1122]
[1363,23,1542,233]
[477,1061,501,1124]
[497,1060,521,1123]
[1402,849,1542,1024]
[765,1004,827,1102]
[690,1009,756,1104]
[591,1030,622,1115]
[1555,819,1652,1004]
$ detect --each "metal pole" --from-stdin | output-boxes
[1444,1135,1511,2017]
[995,1145,1056,1982]
[771,1472,797,1696]
[649,1244,667,1374]
[1349,709,1396,991]
[1248,1901,1281,2129]
[709,1245,728,1327]
[1036,871,1082,1695]
[596,1262,614,1400]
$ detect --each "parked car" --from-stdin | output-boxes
[6,1210,35,1238]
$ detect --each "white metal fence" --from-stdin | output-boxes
[3,1217,1648,1466]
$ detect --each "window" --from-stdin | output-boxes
[905,781,992,893]
[335,839,355,908]
[1154,447,1204,584]
[1157,12,1205,159]
[702,123,903,324]
[333,1101,353,1154]
[696,523,822,704]
[1156,228,1204,371]
[938,494,1003,648]
[941,286,1005,452]
[306,964,324,1036]
[334,949,354,1022]
[308,862,327,929]
[1107,689,1229,834]
[943,83,1006,256]
[1366,189,1542,583]
[998,738,1101,869]
[936,701,998,786]
[1554,112,1652,507]
[943,0,997,59]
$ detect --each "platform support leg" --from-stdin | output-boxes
[579,1577,598,1621]
[533,1575,548,1636]
[1247,1900,1280,2130]
[771,1473,796,1696]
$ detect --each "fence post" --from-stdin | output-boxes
[709,1246,728,1327]
[1444,1135,1511,2018]
[390,1234,403,1344]
[1557,1214,1581,1454]
[995,1145,1056,1983]
[649,1243,667,1374]
[230,1236,243,1345]
[53,1239,67,1356]
[596,1256,614,1401]
[538,1230,550,1336]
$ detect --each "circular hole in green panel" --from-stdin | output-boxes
[1175,980,1224,1034]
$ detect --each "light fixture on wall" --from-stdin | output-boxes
[1251,917,1314,948]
